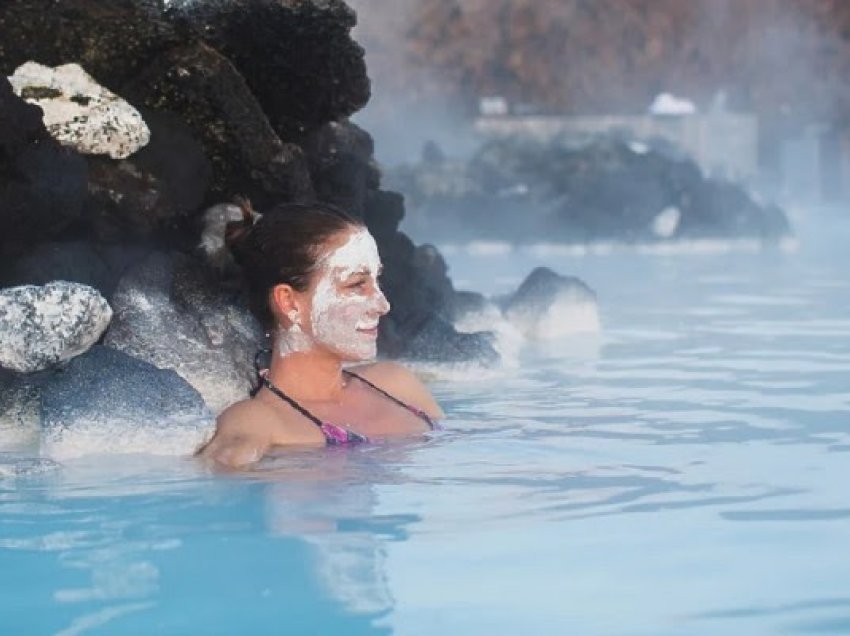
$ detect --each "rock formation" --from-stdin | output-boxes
[391,135,791,244]
[0,282,112,373]
[0,0,500,446]
[501,267,600,339]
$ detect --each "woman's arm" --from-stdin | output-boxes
[196,401,273,469]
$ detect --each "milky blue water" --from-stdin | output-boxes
[2,212,849,635]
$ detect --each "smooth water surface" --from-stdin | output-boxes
[2,213,849,635]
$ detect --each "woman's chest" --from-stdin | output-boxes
[306,394,429,438]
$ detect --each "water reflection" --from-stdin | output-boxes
[0,454,406,635]
[258,443,423,618]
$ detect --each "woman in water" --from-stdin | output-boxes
[198,201,443,468]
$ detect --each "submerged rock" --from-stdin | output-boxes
[501,267,600,338]
[105,252,262,414]
[9,61,151,159]
[0,453,62,478]
[400,316,499,364]
[0,282,112,373]
[39,346,213,459]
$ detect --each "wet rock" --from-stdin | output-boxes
[363,189,405,240]
[172,0,370,139]
[122,41,313,207]
[0,282,112,373]
[0,73,45,149]
[9,62,150,159]
[411,243,456,317]
[375,233,498,363]
[104,251,263,414]
[0,241,113,293]
[448,290,490,323]
[0,369,40,451]
[682,178,789,239]
[400,316,499,364]
[0,1,500,369]
[501,267,601,338]
[0,240,151,300]
[82,112,211,242]
[85,158,177,241]
[0,454,62,478]
[0,77,88,251]
[131,109,213,219]
[38,345,213,459]
[302,120,379,216]
[0,0,180,90]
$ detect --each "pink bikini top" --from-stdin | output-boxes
[260,370,438,445]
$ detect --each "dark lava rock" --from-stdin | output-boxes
[0,454,61,477]
[376,233,498,363]
[400,316,499,364]
[364,189,406,240]
[122,41,314,209]
[132,110,213,216]
[0,74,44,150]
[0,77,88,254]
[0,0,180,90]
[171,0,370,139]
[0,240,151,299]
[84,110,214,242]
[0,1,499,369]
[392,135,791,244]
[302,119,379,217]
[501,267,600,338]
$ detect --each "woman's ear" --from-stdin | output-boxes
[270,284,301,327]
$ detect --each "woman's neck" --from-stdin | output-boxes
[266,347,347,403]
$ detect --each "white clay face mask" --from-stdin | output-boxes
[309,229,390,361]
[277,310,312,357]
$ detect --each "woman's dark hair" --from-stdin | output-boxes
[225,201,363,329]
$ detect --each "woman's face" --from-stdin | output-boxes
[301,227,390,361]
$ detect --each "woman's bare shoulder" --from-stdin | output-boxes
[199,397,323,468]
[216,397,278,433]
[351,361,444,419]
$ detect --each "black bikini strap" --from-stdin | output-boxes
[261,375,325,430]
[344,370,434,426]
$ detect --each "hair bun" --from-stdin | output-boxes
[198,196,261,271]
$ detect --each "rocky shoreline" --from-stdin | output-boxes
[391,135,792,245]
[0,0,600,455]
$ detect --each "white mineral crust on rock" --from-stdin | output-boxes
[0,282,113,373]
[8,61,150,159]
[652,206,681,238]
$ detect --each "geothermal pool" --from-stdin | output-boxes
[2,211,849,635]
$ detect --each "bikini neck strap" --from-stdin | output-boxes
[260,373,325,430]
